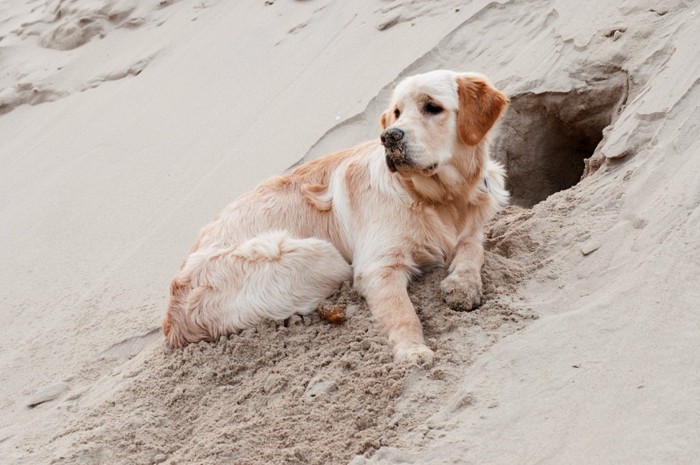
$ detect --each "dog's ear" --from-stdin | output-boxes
[456,75,509,146]
[379,110,391,130]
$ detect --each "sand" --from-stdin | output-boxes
[1,1,699,464]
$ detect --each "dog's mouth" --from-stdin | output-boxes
[384,146,438,175]
[385,147,406,173]
[382,130,439,174]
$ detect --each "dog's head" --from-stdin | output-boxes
[379,70,508,175]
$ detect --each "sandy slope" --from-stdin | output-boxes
[1,0,699,464]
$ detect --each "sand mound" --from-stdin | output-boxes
[50,216,536,464]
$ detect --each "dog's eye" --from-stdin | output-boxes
[424,102,444,115]
[393,108,401,119]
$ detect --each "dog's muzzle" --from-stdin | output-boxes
[381,128,408,172]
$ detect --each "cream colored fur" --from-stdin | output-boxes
[164,70,509,365]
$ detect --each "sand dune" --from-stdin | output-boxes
[1,1,698,464]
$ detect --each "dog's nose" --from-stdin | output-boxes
[380,128,405,147]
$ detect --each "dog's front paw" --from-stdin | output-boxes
[394,342,434,367]
[440,272,482,311]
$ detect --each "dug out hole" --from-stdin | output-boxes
[491,74,628,208]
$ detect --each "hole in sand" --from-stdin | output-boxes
[491,73,628,208]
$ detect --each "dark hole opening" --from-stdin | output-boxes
[491,74,628,208]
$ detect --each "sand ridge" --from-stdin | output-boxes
[48,228,536,464]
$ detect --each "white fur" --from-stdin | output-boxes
[164,70,510,367]
[484,158,510,208]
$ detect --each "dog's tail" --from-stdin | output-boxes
[484,158,510,209]
[163,277,211,348]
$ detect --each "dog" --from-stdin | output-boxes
[163,70,509,365]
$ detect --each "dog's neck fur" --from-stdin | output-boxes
[397,143,486,205]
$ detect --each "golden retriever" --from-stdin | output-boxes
[163,70,509,365]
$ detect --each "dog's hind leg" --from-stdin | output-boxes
[163,230,352,347]
[225,231,352,325]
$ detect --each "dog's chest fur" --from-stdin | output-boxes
[327,150,477,270]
